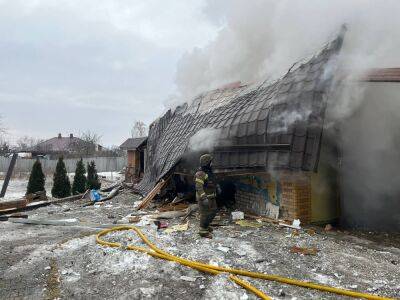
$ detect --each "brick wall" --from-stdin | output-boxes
[235,189,268,215]
[232,172,312,223]
[233,174,277,216]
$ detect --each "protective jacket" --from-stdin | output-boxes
[195,170,216,202]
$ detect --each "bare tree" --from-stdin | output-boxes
[80,130,102,144]
[76,130,102,155]
[0,135,9,155]
[16,136,43,151]
[0,115,7,135]
[131,121,147,138]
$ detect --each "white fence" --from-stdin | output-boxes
[0,156,127,175]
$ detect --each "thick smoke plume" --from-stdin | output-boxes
[175,1,400,230]
[175,0,400,100]
[188,128,220,152]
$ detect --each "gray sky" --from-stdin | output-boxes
[2,0,400,147]
[0,0,220,146]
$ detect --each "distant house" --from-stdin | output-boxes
[33,133,102,157]
[120,137,147,182]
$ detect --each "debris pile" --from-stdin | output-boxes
[1,185,399,299]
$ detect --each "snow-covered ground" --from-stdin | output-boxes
[0,177,53,200]
[0,191,399,299]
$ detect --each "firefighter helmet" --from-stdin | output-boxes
[200,154,213,167]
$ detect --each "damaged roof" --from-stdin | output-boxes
[120,137,147,150]
[137,29,345,195]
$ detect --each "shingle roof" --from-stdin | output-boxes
[34,136,92,152]
[137,28,346,195]
[120,137,147,150]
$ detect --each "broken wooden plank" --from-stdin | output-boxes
[0,192,87,215]
[244,213,280,224]
[100,179,124,192]
[137,178,169,210]
[8,218,132,229]
[171,196,185,205]
[0,190,48,211]
[99,186,120,201]
[51,192,87,204]
[151,210,187,219]
[158,202,189,212]
[26,191,47,202]
[0,200,49,215]
[9,218,79,226]
[0,198,29,211]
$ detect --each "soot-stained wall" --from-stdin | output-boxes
[232,174,281,216]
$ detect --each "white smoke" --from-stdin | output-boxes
[188,128,220,152]
[269,110,312,134]
[175,0,400,103]
[174,1,400,230]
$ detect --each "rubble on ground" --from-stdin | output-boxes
[1,191,399,299]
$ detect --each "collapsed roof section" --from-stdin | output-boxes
[137,29,345,195]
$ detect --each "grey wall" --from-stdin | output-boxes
[340,82,400,231]
[0,156,127,175]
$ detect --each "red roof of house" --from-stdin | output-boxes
[363,68,400,82]
[33,134,94,153]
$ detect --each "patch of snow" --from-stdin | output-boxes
[312,273,337,286]
[139,287,156,297]
[204,274,247,300]
[63,270,81,283]
[98,171,122,181]
[100,250,151,275]
[217,246,230,253]
[0,177,53,200]
[180,275,196,282]
[55,236,93,253]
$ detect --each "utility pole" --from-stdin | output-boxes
[0,153,18,198]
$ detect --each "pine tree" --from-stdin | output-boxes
[87,160,101,190]
[51,157,71,198]
[72,158,87,195]
[26,159,46,194]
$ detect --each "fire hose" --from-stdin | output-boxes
[96,226,394,300]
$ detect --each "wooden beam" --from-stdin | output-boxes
[0,192,86,215]
[137,178,169,210]
[0,198,28,211]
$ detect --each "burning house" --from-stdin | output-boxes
[136,28,400,231]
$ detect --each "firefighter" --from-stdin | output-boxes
[195,153,217,238]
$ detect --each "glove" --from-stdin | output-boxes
[216,184,222,195]
[201,196,209,207]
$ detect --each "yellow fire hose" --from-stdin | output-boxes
[96,225,394,300]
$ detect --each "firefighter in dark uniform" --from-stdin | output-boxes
[195,154,217,238]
